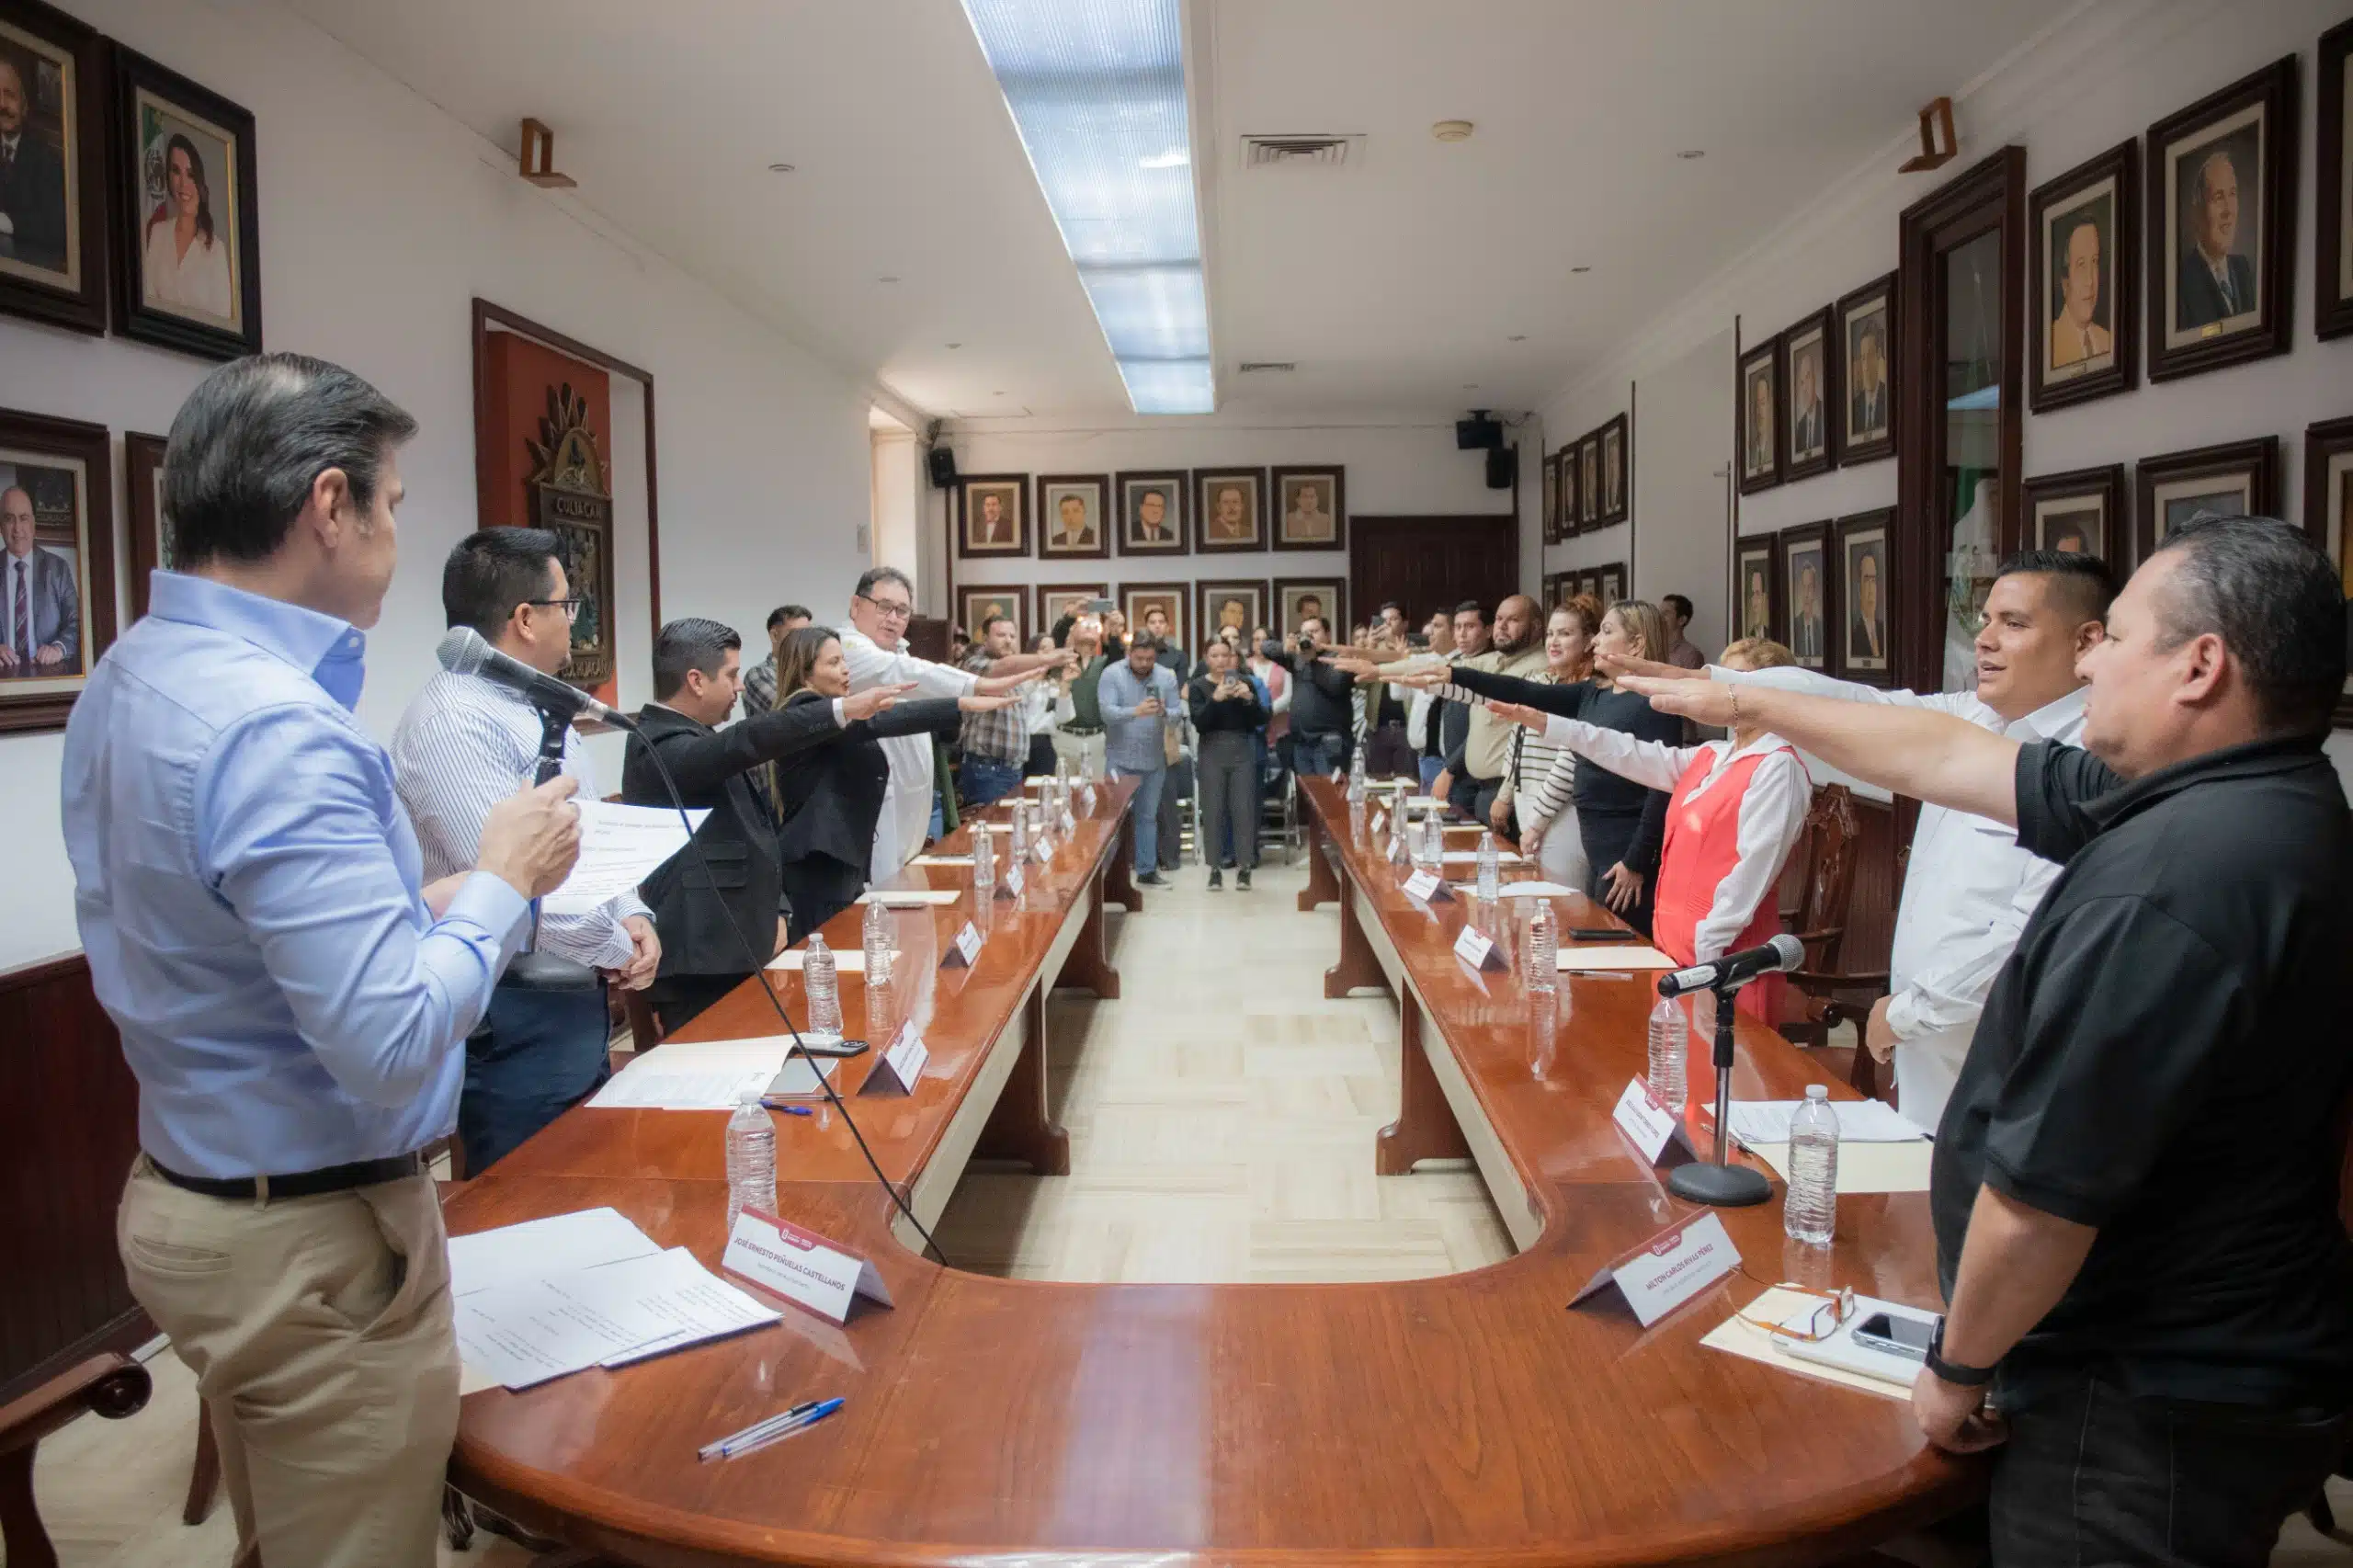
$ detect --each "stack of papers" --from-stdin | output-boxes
[1726,1099,1927,1144]
[1439,848,1527,865]
[451,1210,779,1391]
[856,889,961,907]
[910,853,974,867]
[588,1037,800,1109]
[541,802,709,916]
[767,947,866,971]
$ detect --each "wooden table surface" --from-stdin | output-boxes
[445,775,1975,1567]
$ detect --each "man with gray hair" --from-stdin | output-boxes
[2178,146,2256,329]
[0,481,79,675]
[0,53,67,270]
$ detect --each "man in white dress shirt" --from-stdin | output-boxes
[1613,551,2109,1124]
[836,565,1062,879]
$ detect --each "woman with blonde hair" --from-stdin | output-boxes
[1501,597,1601,887]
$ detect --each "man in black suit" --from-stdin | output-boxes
[0,56,67,273]
[1790,349,1824,457]
[1790,562,1825,664]
[2177,149,2256,330]
[1849,319,1889,438]
[620,617,907,1034]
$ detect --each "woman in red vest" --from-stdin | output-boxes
[1490,638,1812,1021]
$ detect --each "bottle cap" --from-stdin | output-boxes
[740,1087,763,1106]
[1805,1084,1830,1101]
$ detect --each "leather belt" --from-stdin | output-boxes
[147,1150,427,1202]
[1060,723,1105,736]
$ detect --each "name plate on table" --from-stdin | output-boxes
[1402,869,1452,903]
[1568,1210,1739,1328]
[722,1209,893,1325]
[940,921,984,969]
[1032,835,1054,864]
[860,1024,929,1096]
[1611,1077,1696,1166]
[995,863,1025,900]
[1060,808,1076,835]
[1081,784,1097,813]
[1452,925,1506,972]
[1370,808,1386,835]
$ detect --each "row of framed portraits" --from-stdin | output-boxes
[1542,413,1628,542]
[954,577,1345,659]
[0,0,264,360]
[955,466,1346,561]
[1733,511,1896,685]
[1539,562,1627,613]
[1737,273,1895,495]
[0,404,166,733]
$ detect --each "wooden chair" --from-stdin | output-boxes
[2,1352,154,1568]
[1769,784,1893,1096]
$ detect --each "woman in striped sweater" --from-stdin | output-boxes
[1499,597,1600,888]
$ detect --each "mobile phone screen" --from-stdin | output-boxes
[1853,1312,1934,1360]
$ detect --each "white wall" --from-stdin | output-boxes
[0,0,875,969]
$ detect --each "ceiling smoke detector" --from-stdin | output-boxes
[1242,134,1363,170]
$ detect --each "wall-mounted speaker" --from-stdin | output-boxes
[926,447,958,488]
[1456,412,1504,450]
[1484,445,1515,489]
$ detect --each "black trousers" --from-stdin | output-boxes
[781,854,867,947]
[1577,806,1654,937]
[642,972,746,1039]
[1362,721,1415,780]
[1989,1376,2345,1568]
[1024,733,1057,778]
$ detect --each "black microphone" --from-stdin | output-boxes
[435,626,634,728]
[1654,932,1804,997]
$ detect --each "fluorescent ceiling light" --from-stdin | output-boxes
[960,0,1213,415]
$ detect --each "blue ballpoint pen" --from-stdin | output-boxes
[720,1397,844,1459]
[699,1400,818,1461]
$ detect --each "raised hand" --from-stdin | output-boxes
[1488,700,1549,731]
[1616,672,1737,728]
[843,682,915,722]
[1596,651,1688,684]
[959,693,1018,712]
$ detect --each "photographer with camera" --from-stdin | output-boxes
[1258,616,1355,778]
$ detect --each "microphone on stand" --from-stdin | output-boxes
[1662,932,1806,1210]
[434,626,635,729]
[1654,933,1804,999]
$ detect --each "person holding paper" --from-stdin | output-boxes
[1617,517,2351,1567]
[392,528,660,1172]
[63,355,582,1568]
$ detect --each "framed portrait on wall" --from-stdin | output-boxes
[1274,577,1342,639]
[2030,140,2138,411]
[1597,413,1630,525]
[1780,309,1837,480]
[1037,582,1108,640]
[1541,452,1560,544]
[109,46,263,360]
[124,428,167,619]
[957,585,1029,649]
[1578,437,1599,530]
[1737,337,1782,493]
[1837,274,1895,464]
[0,407,114,732]
[1195,579,1267,653]
[0,0,106,335]
[2306,416,2353,725]
[1119,583,1188,653]
[2147,55,2297,381]
[1272,465,1344,551]
[1558,443,1580,538]
[1733,536,1779,645]
[1777,519,1833,672]
[2022,463,2126,577]
[1540,571,1563,608]
[2318,17,2353,341]
[1193,468,1266,551]
[2135,436,2278,562]
[1594,562,1626,609]
[1574,571,1599,603]
[1833,510,1893,685]
[1037,472,1109,560]
[957,472,1028,558]
[1116,470,1187,555]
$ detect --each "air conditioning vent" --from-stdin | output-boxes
[1242,134,1362,170]
[1236,361,1296,374]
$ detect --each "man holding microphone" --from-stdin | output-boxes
[62,354,581,1567]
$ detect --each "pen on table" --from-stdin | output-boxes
[699,1399,821,1460]
[713,1398,844,1460]
[1563,971,1633,981]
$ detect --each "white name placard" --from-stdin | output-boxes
[1370,808,1387,835]
[722,1208,893,1325]
[1568,1211,1739,1328]
[1611,1077,1692,1165]
[1402,869,1451,903]
[941,921,983,969]
[1060,808,1076,835]
[1032,836,1054,863]
[860,1024,929,1096]
[1452,926,1505,971]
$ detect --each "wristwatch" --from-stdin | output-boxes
[1926,1318,1997,1387]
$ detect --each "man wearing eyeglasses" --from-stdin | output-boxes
[390,528,659,1172]
[839,565,1065,878]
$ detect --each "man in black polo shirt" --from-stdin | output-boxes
[1620,516,2351,1565]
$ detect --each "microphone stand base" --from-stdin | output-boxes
[1667,1160,1773,1208]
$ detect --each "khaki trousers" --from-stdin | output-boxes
[117,1157,460,1568]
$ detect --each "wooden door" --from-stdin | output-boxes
[1349,514,1518,632]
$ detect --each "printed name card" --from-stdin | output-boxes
[1081,784,1097,813]
[1032,835,1054,864]
[1060,807,1076,835]
[859,1023,929,1096]
[722,1209,893,1325]
[995,863,1025,900]
[940,921,983,969]
[1370,808,1387,835]
[1567,1210,1739,1328]
[1611,1077,1695,1166]
[1402,869,1452,903]
[1452,925,1506,972]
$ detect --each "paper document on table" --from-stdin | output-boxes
[856,889,962,906]
[1745,1141,1935,1194]
[1498,881,1580,898]
[579,1248,781,1368]
[587,1037,795,1110]
[1555,945,1676,971]
[454,1275,673,1390]
[766,946,866,971]
[1699,1288,1918,1403]
[1727,1099,1927,1144]
[540,801,709,915]
[449,1208,659,1299]
[910,853,974,866]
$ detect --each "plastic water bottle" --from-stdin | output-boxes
[1785,1084,1840,1245]
[724,1089,776,1233]
[972,823,995,893]
[803,933,843,1035]
[1419,810,1445,872]
[1475,832,1500,901]
[862,899,895,989]
[1526,899,1557,993]
[1645,995,1688,1112]
[1388,814,1412,867]
[1347,745,1367,804]
[1008,797,1029,861]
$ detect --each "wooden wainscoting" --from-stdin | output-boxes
[0,953,150,1405]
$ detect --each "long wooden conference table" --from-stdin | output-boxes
[446,774,1976,1565]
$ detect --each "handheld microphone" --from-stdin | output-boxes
[435,626,633,728]
[1654,932,1804,997]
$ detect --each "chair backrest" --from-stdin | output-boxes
[622,988,665,1052]
[1789,784,1862,969]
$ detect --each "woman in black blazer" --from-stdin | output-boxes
[767,628,1016,943]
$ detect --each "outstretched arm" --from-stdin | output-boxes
[1618,674,2023,826]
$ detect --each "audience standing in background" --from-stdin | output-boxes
[1661,594,1708,670]
[1055,611,1113,778]
[1141,604,1191,874]
[1504,598,1599,890]
[1246,628,1290,787]
[1022,631,1063,778]
[1098,634,1183,886]
[1258,615,1356,778]
[741,602,813,715]
[1189,637,1270,891]
[1408,609,1456,793]
[956,613,1031,807]
[1359,620,1415,778]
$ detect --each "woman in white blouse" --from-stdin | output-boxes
[1506,598,1599,889]
[142,134,234,321]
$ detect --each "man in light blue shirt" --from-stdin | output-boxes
[62,353,581,1568]
[1097,634,1181,885]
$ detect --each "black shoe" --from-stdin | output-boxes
[1236,869,1252,890]
[1207,869,1223,890]
[1136,870,1169,887]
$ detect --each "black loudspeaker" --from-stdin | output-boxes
[927,447,958,488]
[1456,412,1503,450]
[1484,446,1515,489]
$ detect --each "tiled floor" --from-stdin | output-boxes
[26,854,2351,1563]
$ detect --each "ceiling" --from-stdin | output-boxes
[283,0,2059,424]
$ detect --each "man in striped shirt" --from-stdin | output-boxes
[390,529,658,1172]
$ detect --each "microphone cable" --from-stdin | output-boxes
[614,718,949,1267]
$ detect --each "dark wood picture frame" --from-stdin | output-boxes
[1036,582,1108,640]
[123,428,166,619]
[108,44,262,361]
[0,0,108,335]
[2021,463,2127,581]
[1273,576,1343,638]
[2029,139,2139,412]
[1115,470,1187,556]
[1036,472,1110,561]
[2146,55,2299,382]
[1832,508,1894,686]
[1193,468,1267,552]
[1779,307,1839,481]
[1777,519,1835,672]
[1540,570,1564,608]
[2318,17,2353,341]
[1270,465,1346,552]
[1592,560,1627,608]
[1195,578,1269,653]
[1733,535,1780,645]
[1737,336,1783,494]
[956,472,1029,559]
[1118,581,1189,653]
[1541,452,1561,544]
[0,406,115,732]
[2133,436,2279,563]
[1577,435,1600,531]
[1558,443,1581,538]
[2305,415,2353,729]
[1836,272,1896,464]
[1595,414,1631,526]
[955,584,1030,649]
